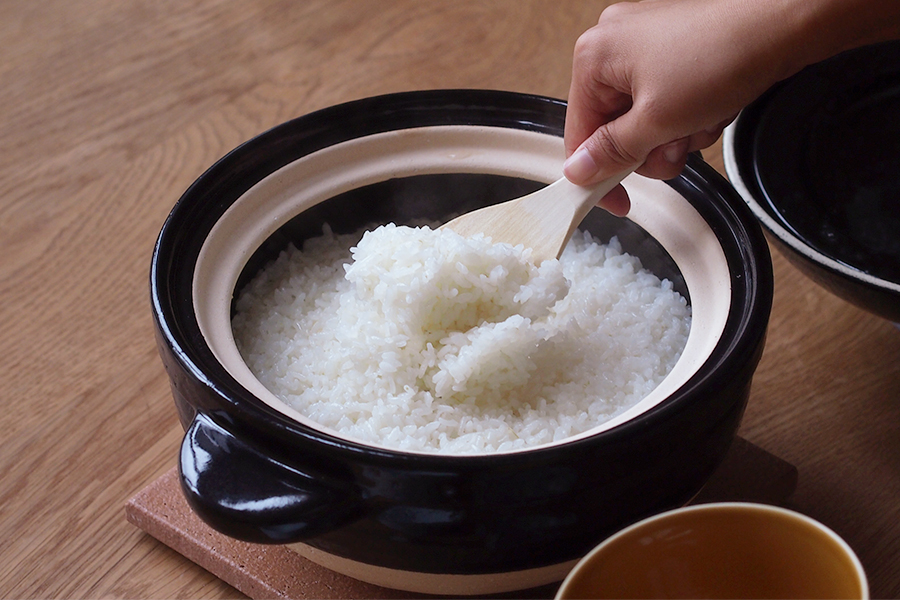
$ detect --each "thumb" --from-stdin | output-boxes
[563,112,650,186]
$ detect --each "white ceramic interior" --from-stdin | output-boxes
[193,125,732,455]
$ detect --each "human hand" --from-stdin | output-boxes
[563,0,809,213]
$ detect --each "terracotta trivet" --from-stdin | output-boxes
[125,436,796,599]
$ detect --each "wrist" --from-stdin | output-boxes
[770,0,900,75]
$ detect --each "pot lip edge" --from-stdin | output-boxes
[152,89,768,462]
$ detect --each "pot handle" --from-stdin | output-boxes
[179,412,362,544]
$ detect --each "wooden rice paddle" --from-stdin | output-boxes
[441,171,632,263]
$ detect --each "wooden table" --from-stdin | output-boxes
[2,1,898,597]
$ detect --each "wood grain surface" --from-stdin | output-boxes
[1,1,898,598]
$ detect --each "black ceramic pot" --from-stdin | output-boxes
[151,90,773,594]
[724,41,900,323]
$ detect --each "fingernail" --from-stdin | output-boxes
[564,147,598,183]
[663,140,687,164]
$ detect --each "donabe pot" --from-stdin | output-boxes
[151,90,773,595]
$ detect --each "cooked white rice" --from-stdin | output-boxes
[232,223,690,454]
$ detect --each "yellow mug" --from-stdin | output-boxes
[556,502,867,599]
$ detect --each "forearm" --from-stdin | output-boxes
[563,0,900,188]
[797,0,900,56]
[753,0,900,80]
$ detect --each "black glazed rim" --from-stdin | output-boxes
[151,89,773,467]
[728,40,900,295]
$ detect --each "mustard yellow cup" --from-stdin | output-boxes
[556,502,867,599]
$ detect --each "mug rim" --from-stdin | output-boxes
[556,501,869,600]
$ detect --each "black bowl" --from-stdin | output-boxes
[724,41,900,322]
[151,90,773,594]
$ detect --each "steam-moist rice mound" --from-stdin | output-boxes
[232,224,691,454]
